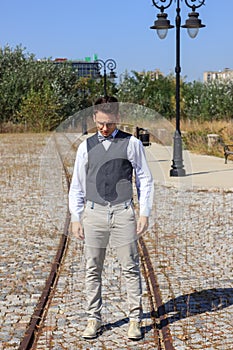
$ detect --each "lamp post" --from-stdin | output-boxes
[150,0,205,177]
[96,59,117,97]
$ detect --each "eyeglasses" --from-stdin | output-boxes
[96,121,116,128]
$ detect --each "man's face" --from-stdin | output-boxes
[93,111,119,137]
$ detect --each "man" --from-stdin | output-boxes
[69,96,153,340]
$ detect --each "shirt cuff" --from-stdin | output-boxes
[71,213,81,222]
[139,207,151,217]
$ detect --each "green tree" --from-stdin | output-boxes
[18,82,61,132]
[0,45,34,123]
[0,45,82,129]
[117,71,175,119]
[182,81,204,120]
[183,79,233,121]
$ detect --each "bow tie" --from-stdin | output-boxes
[98,134,114,142]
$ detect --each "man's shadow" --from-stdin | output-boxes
[157,287,233,328]
[100,288,233,338]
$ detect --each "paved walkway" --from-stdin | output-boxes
[145,143,233,191]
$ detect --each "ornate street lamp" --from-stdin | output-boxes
[96,59,117,97]
[150,0,205,177]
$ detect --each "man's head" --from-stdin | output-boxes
[93,96,119,137]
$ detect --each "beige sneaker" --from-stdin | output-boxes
[127,320,142,340]
[82,319,102,339]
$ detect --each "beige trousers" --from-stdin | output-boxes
[82,200,142,322]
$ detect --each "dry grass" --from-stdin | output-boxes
[180,119,233,157]
[0,121,27,133]
[1,119,233,159]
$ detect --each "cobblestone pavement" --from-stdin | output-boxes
[147,186,233,350]
[35,187,233,350]
[1,133,233,350]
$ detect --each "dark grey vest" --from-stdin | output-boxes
[86,130,133,205]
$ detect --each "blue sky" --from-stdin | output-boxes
[0,0,233,82]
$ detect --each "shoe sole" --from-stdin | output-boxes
[128,336,142,340]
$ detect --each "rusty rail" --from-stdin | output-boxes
[139,236,175,350]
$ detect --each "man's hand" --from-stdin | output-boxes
[71,221,84,240]
[137,216,149,235]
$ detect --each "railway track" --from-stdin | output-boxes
[19,132,174,350]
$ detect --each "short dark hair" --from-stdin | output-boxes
[94,96,119,116]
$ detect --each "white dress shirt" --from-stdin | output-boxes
[69,129,154,222]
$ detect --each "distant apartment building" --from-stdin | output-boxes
[54,55,99,78]
[203,68,233,83]
[138,68,164,80]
